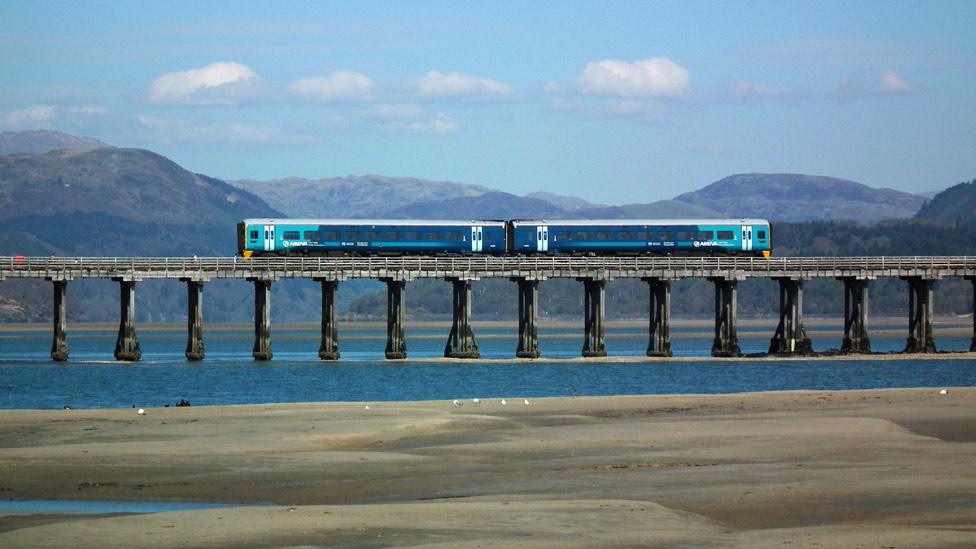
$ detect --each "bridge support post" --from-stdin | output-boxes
[643,277,672,357]
[445,278,479,359]
[838,277,871,353]
[182,278,205,361]
[250,278,273,361]
[317,279,340,360]
[384,279,407,359]
[113,278,141,361]
[969,277,976,352]
[580,278,608,357]
[513,278,540,358]
[768,277,813,355]
[903,276,937,353]
[709,277,741,357]
[49,278,69,361]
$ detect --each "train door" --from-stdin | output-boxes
[740,225,752,252]
[264,224,275,252]
[470,225,483,252]
[536,225,548,252]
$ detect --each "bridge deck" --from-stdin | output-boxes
[2,255,974,281]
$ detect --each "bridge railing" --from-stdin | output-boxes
[2,255,975,279]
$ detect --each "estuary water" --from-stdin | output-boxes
[0,322,973,410]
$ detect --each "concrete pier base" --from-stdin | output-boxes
[183,279,205,361]
[317,279,340,360]
[768,277,813,355]
[839,277,872,353]
[445,278,479,359]
[643,277,672,357]
[709,277,741,357]
[113,278,141,361]
[514,278,541,358]
[580,278,607,357]
[903,276,937,354]
[251,279,273,361]
[49,278,69,361]
[384,279,407,359]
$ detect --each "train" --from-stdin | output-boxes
[237,218,772,258]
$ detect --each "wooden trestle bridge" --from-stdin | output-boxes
[2,255,974,361]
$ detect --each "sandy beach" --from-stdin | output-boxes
[1,388,974,547]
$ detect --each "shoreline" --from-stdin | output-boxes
[0,387,974,547]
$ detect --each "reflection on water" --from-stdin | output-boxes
[0,323,973,409]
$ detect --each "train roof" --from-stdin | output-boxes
[509,219,770,226]
[242,218,507,227]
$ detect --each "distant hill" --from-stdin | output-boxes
[914,178,976,226]
[673,173,926,222]
[569,199,722,219]
[385,191,566,219]
[0,130,108,155]
[229,176,491,218]
[524,191,600,211]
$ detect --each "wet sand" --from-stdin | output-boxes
[1,388,975,547]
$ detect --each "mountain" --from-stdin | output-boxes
[229,176,491,218]
[673,173,926,223]
[524,191,600,211]
[570,200,722,219]
[914,178,976,226]
[0,130,108,155]
[385,191,566,219]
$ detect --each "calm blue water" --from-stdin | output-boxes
[0,323,973,409]
[0,499,261,517]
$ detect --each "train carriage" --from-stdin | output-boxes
[239,219,508,257]
[508,219,771,257]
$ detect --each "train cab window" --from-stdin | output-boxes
[303,231,317,240]
[250,230,259,240]
[617,232,632,240]
[697,231,713,240]
[576,232,590,241]
[322,231,338,241]
[556,231,571,241]
[717,230,734,240]
[757,230,766,240]
[343,231,360,241]
[282,231,301,240]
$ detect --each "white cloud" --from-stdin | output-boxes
[136,113,280,144]
[149,61,258,105]
[68,105,108,115]
[382,112,459,135]
[416,71,514,99]
[879,70,911,94]
[576,57,690,98]
[727,80,790,99]
[5,105,57,125]
[290,70,374,101]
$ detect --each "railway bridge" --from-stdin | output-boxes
[2,255,974,361]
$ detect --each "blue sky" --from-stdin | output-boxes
[1,1,974,203]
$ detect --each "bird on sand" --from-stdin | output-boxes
[500,399,507,406]
[472,398,480,406]
[452,399,461,408]
[524,399,531,406]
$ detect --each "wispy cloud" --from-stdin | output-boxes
[4,105,57,125]
[726,80,791,99]
[380,112,459,135]
[550,97,667,125]
[575,57,690,98]
[415,71,514,100]
[289,70,374,101]
[879,70,912,94]
[835,70,916,99]
[135,113,283,144]
[148,62,259,105]
[2,104,107,127]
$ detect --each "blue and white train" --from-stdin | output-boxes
[238,218,772,258]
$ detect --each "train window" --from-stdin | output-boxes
[576,232,590,241]
[557,231,571,241]
[343,231,360,241]
[656,232,672,241]
[282,231,301,240]
[365,231,380,240]
[697,231,713,240]
[717,230,734,240]
[675,231,693,241]
[403,231,419,241]
[596,231,612,241]
[447,232,463,241]
[250,230,259,240]
[528,230,535,241]
[383,232,397,241]
[617,232,632,240]
[322,231,338,241]
[303,231,317,240]
[425,232,439,241]
[757,230,766,239]
[637,231,650,241]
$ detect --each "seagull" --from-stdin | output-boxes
[452,399,461,408]
[364,405,371,410]
[500,399,507,406]
[524,399,531,406]
[137,408,145,415]
[940,389,948,395]
[472,398,480,406]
